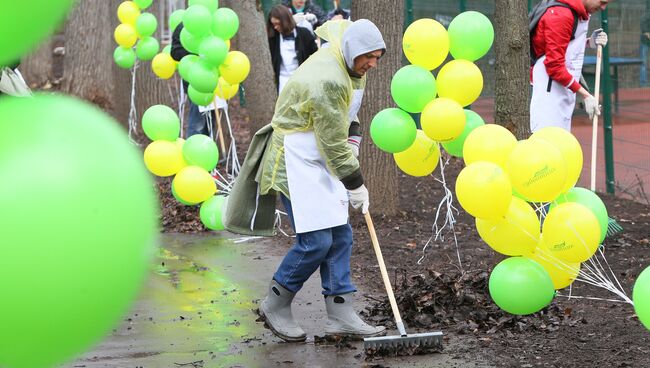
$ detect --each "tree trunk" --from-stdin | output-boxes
[62,0,117,113]
[351,1,403,216]
[494,0,530,139]
[222,0,277,136]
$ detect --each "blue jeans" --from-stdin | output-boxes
[273,195,357,296]
[185,102,212,138]
[641,43,649,87]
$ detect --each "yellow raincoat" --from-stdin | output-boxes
[259,20,367,198]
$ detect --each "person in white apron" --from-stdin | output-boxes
[267,5,318,94]
[530,0,609,133]
[257,19,386,342]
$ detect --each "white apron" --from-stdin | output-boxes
[530,18,589,133]
[284,131,349,233]
[278,32,300,94]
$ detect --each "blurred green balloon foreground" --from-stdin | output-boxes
[0,94,158,368]
[0,0,77,66]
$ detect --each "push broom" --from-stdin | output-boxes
[363,212,443,354]
[589,44,623,238]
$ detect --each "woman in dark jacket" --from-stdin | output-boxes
[268,5,318,93]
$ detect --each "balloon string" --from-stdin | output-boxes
[222,104,242,178]
[178,76,186,138]
[128,61,140,146]
[418,153,462,272]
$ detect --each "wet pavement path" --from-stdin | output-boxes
[67,234,492,368]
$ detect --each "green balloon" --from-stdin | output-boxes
[183,134,219,171]
[200,195,226,230]
[178,54,199,81]
[163,44,172,54]
[0,0,76,66]
[0,94,157,368]
[552,187,608,243]
[188,59,219,93]
[188,85,214,106]
[189,0,219,13]
[441,109,485,157]
[370,108,417,153]
[169,9,185,32]
[448,11,494,62]
[489,257,555,315]
[113,46,136,69]
[212,7,239,40]
[172,181,199,205]
[142,105,180,141]
[633,266,650,331]
[134,0,153,9]
[183,4,213,37]
[180,27,203,54]
[135,36,159,61]
[200,36,228,66]
[390,65,437,113]
[135,12,158,38]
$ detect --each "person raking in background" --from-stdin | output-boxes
[529,0,610,133]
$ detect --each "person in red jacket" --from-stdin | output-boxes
[530,0,609,133]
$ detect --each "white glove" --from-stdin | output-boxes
[348,184,369,214]
[347,135,361,158]
[583,94,600,120]
[304,13,318,25]
[589,29,608,48]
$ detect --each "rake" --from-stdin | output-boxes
[363,212,443,355]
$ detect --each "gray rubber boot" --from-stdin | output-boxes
[259,280,306,342]
[324,293,386,339]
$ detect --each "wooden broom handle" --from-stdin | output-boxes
[213,97,227,156]
[590,45,603,191]
[364,212,407,335]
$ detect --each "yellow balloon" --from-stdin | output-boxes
[152,52,176,79]
[117,1,141,26]
[463,124,517,169]
[219,51,250,85]
[214,77,239,100]
[542,202,600,263]
[402,19,449,70]
[225,39,231,50]
[476,197,540,256]
[526,239,580,290]
[393,130,440,177]
[506,139,567,203]
[174,138,188,168]
[143,140,184,177]
[455,161,512,220]
[437,59,483,107]
[421,97,466,142]
[530,127,583,194]
[114,23,138,48]
[173,166,216,204]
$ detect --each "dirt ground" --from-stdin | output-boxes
[160,112,650,367]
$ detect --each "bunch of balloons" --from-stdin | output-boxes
[141,105,226,231]
[456,118,613,315]
[173,0,250,105]
[113,0,161,69]
[370,11,493,178]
